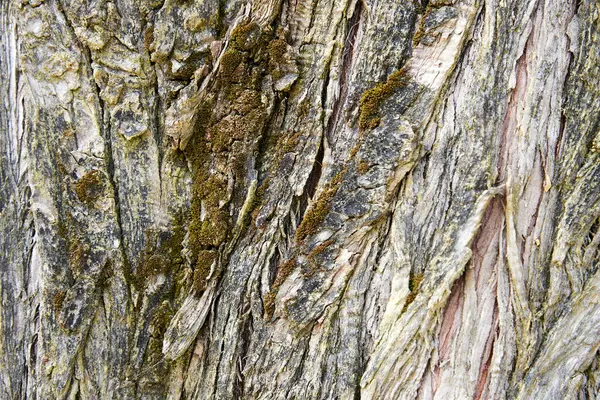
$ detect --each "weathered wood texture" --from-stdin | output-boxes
[2,0,600,398]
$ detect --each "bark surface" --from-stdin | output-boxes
[1,0,600,398]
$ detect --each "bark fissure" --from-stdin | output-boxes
[325,0,361,144]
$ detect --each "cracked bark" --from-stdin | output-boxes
[2,0,600,398]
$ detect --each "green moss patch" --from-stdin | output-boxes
[357,160,370,174]
[183,20,295,296]
[68,239,88,274]
[248,177,270,226]
[358,68,410,131]
[264,257,297,319]
[295,191,336,241]
[193,250,217,291]
[53,290,67,314]
[220,49,243,76]
[304,239,334,277]
[132,218,186,291]
[230,22,262,51]
[296,168,347,242]
[74,170,104,205]
[404,272,424,308]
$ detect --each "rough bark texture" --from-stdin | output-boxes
[2,0,600,398]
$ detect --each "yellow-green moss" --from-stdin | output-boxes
[143,26,154,50]
[357,160,370,174]
[230,22,261,51]
[195,101,215,138]
[132,217,186,291]
[304,239,334,277]
[53,290,67,314]
[140,254,168,276]
[233,89,263,115]
[268,130,302,172]
[349,142,361,159]
[412,2,433,46]
[296,168,347,242]
[57,219,68,239]
[55,151,69,176]
[412,22,427,46]
[332,167,347,185]
[279,131,301,154]
[274,258,297,288]
[295,189,336,242]
[431,0,454,6]
[405,272,424,307]
[263,291,277,319]
[183,102,230,280]
[185,19,271,270]
[190,210,229,249]
[144,301,175,380]
[187,172,229,294]
[219,49,244,82]
[196,174,228,206]
[68,239,87,274]
[210,109,266,153]
[267,38,288,80]
[193,250,217,291]
[408,272,424,292]
[264,257,297,319]
[161,218,186,262]
[150,301,173,335]
[308,239,334,259]
[298,100,311,120]
[358,68,410,131]
[249,177,271,226]
[183,20,283,298]
[74,170,104,205]
[268,39,287,64]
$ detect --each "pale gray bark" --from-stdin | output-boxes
[1,0,600,398]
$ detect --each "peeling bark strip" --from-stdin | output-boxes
[2,0,600,398]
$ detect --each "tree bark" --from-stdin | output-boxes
[2,0,600,398]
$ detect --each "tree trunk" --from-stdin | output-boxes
[1,0,600,398]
